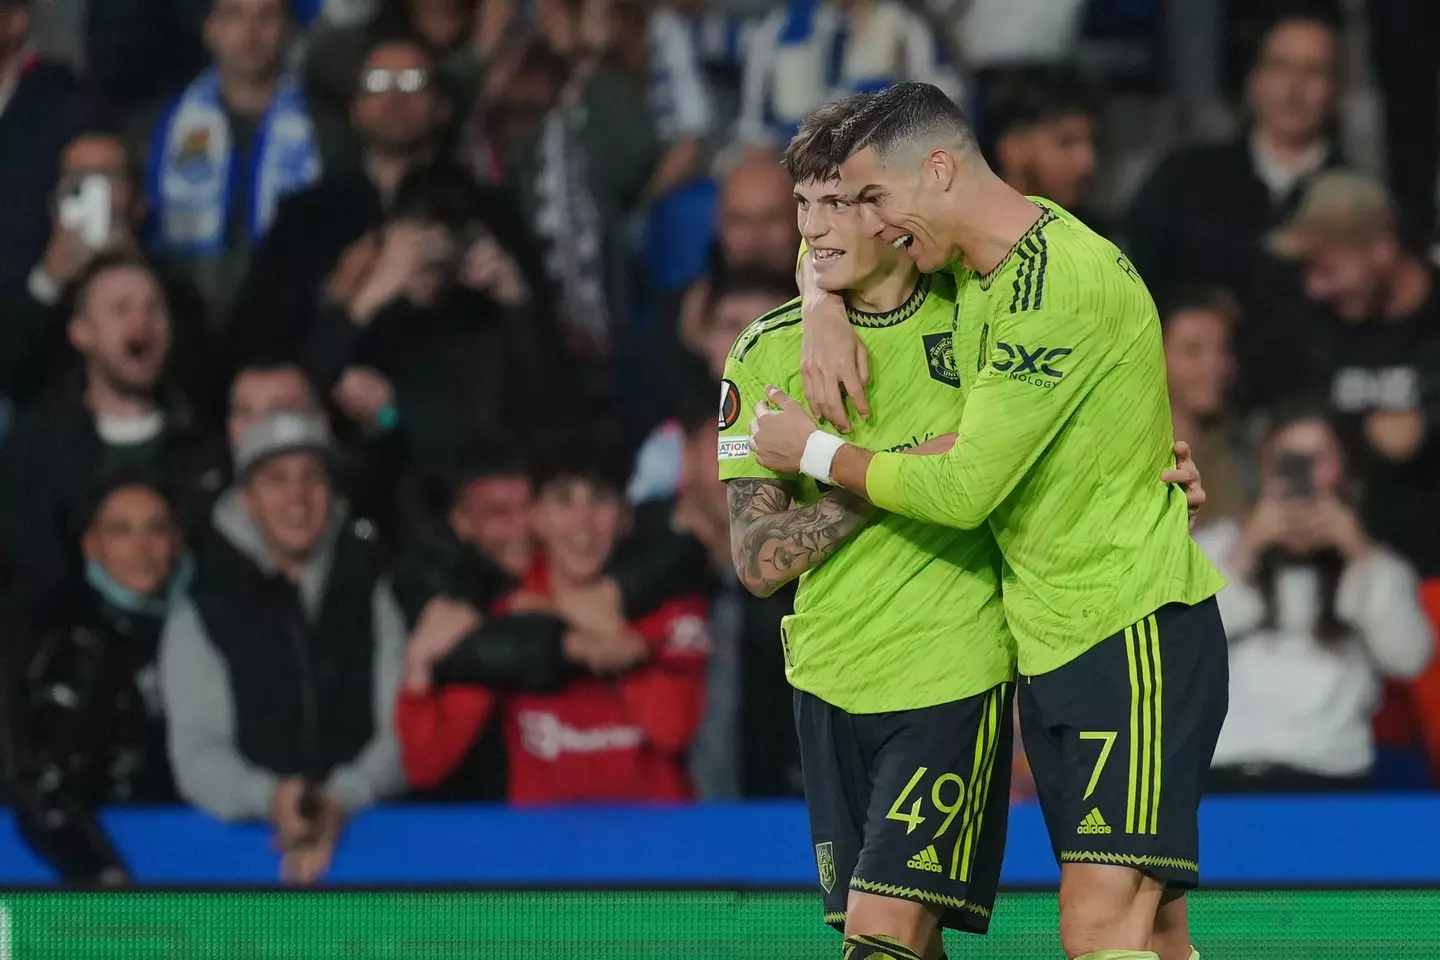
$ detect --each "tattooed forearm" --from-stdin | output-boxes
[726,478,875,597]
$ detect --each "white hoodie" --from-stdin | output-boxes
[1196,519,1434,777]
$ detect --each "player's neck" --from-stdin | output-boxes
[848,264,920,315]
[948,177,1046,278]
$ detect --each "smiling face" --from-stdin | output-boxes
[794,177,906,291]
[837,146,958,273]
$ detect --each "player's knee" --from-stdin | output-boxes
[844,891,937,958]
[1058,864,1163,958]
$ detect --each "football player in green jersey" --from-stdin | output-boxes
[722,102,1017,960]
[749,84,1228,960]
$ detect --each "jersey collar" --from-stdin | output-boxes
[977,201,1059,291]
[845,272,930,328]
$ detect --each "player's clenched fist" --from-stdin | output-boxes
[750,386,821,474]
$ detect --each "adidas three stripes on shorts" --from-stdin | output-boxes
[793,683,1014,935]
[1018,598,1229,888]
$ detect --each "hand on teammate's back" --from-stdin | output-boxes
[800,292,870,432]
[1161,441,1206,530]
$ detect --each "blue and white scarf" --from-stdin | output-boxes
[147,69,320,257]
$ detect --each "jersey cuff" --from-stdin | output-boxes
[865,450,906,513]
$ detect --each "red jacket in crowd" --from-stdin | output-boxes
[397,559,710,803]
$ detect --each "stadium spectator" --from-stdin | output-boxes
[227,357,403,526]
[0,0,94,291]
[397,431,711,803]
[159,412,404,883]
[73,0,209,113]
[633,0,713,198]
[301,161,561,470]
[1197,404,1434,790]
[0,131,224,418]
[306,0,503,161]
[630,268,794,505]
[735,0,958,148]
[1162,286,1253,528]
[1126,11,1342,304]
[227,35,451,361]
[10,473,189,885]
[0,255,228,640]
[671,381,799,799]
[653,148,797,424]
[982,65,1099,228]
[130,0,320,321]
[472,5,657,366]
[1264,171,1440,579]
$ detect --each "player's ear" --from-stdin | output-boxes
[926,149,958,192]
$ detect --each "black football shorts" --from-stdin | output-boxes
[1018,598,1229,888]
[794,682,1013,935]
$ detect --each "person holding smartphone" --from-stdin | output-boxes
[1195,403,1435,791]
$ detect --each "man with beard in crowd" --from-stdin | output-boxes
[226,34,452,360]
[0,255,228,641]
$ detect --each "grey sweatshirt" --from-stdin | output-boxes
[158,489,406,821]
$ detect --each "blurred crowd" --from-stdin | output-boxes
[0,0,1438,886]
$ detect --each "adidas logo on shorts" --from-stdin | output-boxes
[1077,808,1112,835]
[906,845,944,873]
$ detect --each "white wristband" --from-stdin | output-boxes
[800,431,846,484]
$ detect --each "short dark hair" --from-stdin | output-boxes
[74,467,175,539]
[782,97,871,184]
[391,160,487,232]
[532,422,632,497]
[677,376,722,436]
[66,251,159,314]
[1159,285,1243,332]
[981,66,1095,157]
[827,82,979,170]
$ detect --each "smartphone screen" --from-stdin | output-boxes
[1276,452,1315,499]
[58,175,112,250]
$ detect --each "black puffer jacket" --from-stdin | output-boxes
[10,590,177,883]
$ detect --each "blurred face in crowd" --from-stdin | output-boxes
[449,473,535,576]
[57,135,143,229]
[1163,305,1236,420]
[1300,234,1398,323]
[242,451,333,564]
[227,365,320,450]
[1247,19,1339,147]
[702,289,791,378]
[84,485,181,596]
[68,265,171,398]
[995,112,1096,210]
[0,1,28,65]
[720,156,801,272]
[352,42,446,156]
[205,0,291,84]
[536,0,581,56]
[532,476,625,585]
[795,177,906,294]
[1263,416,1346,501]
